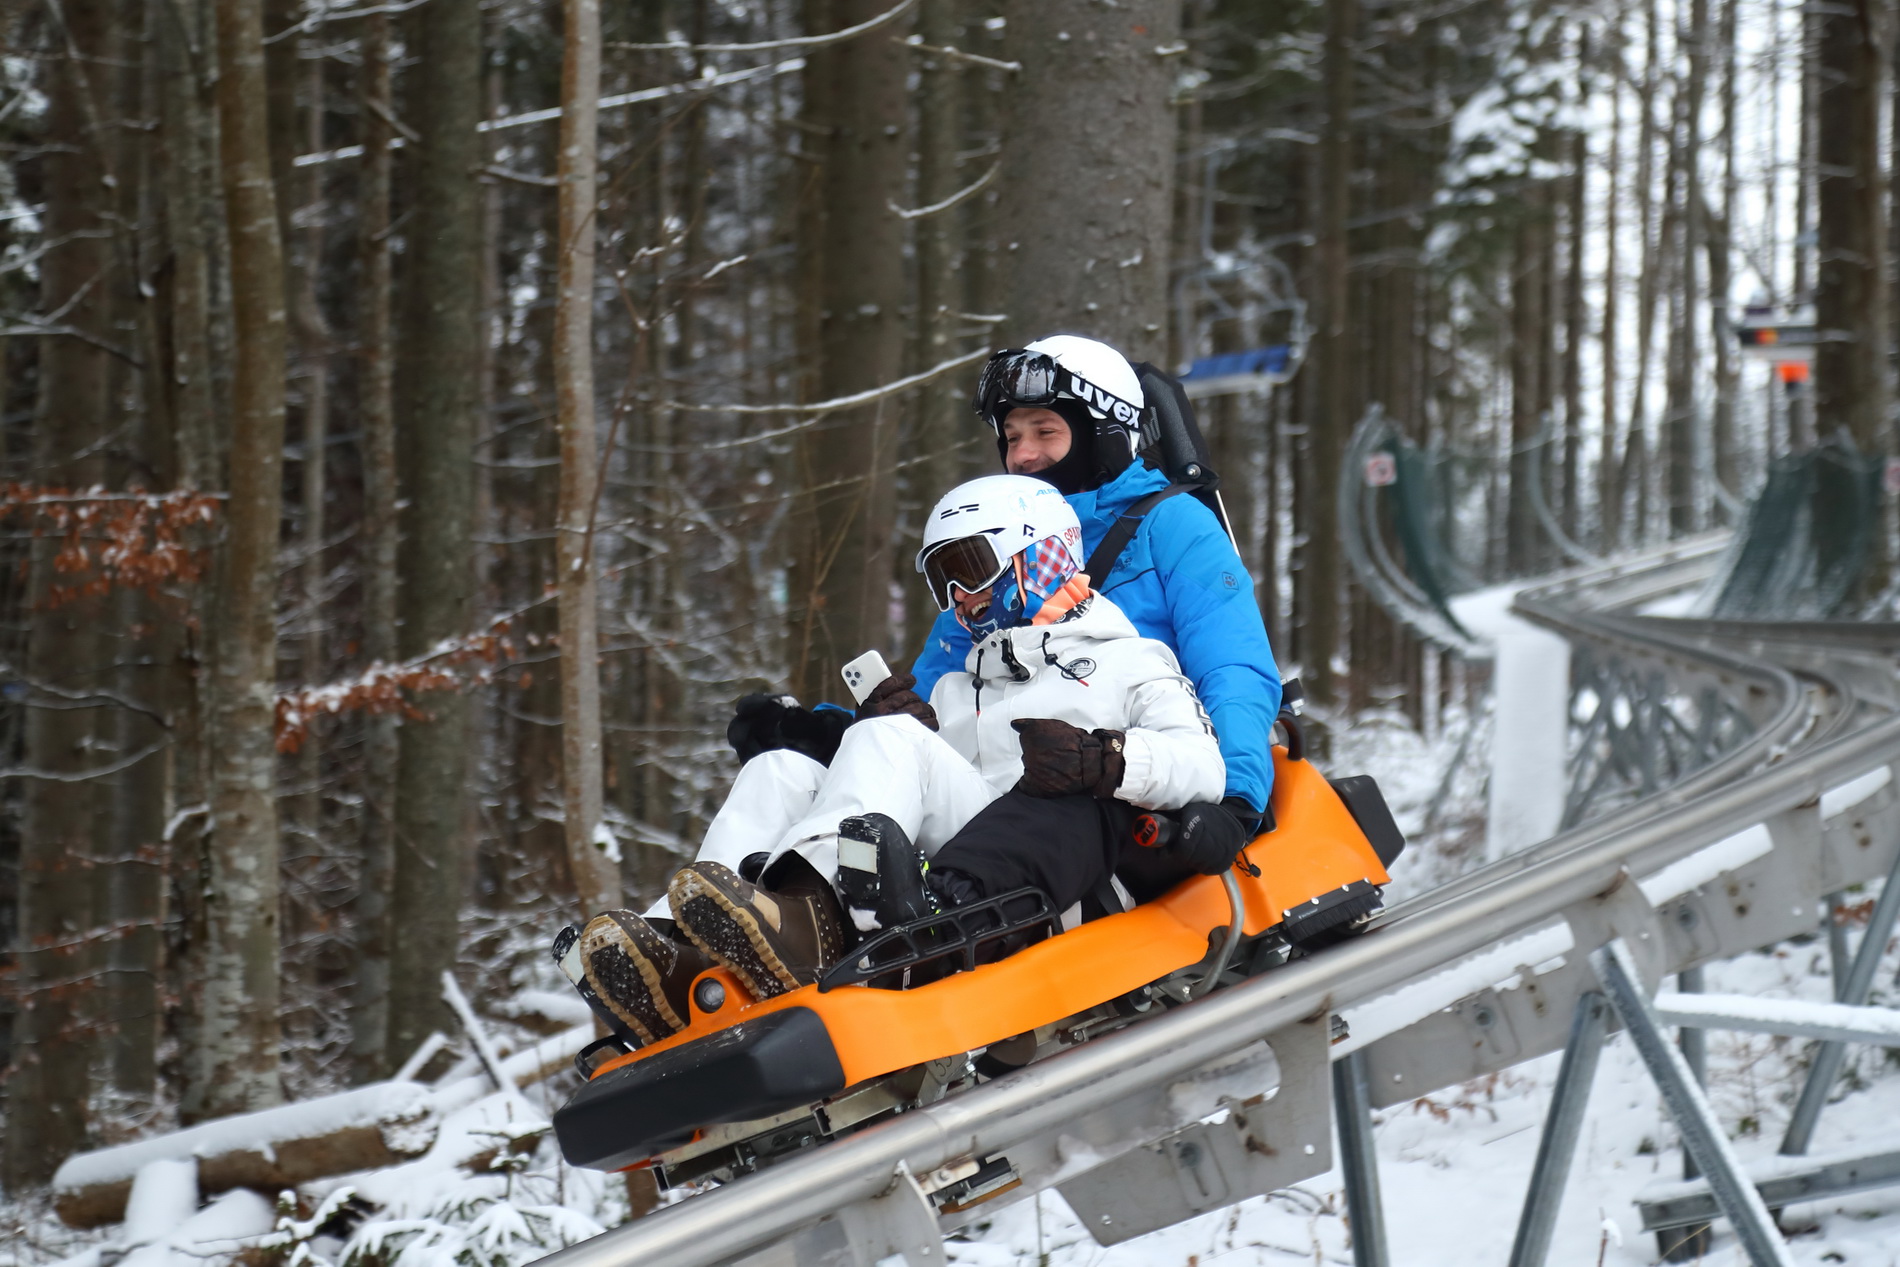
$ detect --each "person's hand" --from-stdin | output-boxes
[782,705,850,764]
[727,694,850,765]
[855,672,938,731]
[728,694,796,763]
[1170,801,1249,875]
[1012,718,1125,798]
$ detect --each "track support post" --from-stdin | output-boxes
[1660,965,1713,1262]
[1781,837,1900,1158]
[1332,1046,1389,1267]
[1591,940,1794,1267]
[1507,991,1609,1267]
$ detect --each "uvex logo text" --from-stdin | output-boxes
[1065,373,1140,425]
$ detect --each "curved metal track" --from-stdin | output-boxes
[534,543,1900,1267]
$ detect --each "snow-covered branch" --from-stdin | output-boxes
[611,0,915,54]
[888,162,998,220]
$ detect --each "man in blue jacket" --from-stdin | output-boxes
[909,335,1283,832]
[732,336,1282,846]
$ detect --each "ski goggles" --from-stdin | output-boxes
[971,349,1141,430]
[918,532,1012,612]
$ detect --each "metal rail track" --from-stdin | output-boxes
[534,542,1900,1267]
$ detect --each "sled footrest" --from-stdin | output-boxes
[819,887,1061,992]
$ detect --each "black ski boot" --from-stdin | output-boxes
[836,813,940,933]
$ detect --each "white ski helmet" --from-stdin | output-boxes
[915,474,1084,615]
[971,335,1147,462]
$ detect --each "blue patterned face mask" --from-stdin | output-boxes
[961,558,1026,640]
[956,536,1079,639]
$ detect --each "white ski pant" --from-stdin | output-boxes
[644,716,996,917]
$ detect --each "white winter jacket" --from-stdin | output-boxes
[928,594,1225,811]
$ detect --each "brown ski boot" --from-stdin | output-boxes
[668,859,846,999]
[561,910,713,1045]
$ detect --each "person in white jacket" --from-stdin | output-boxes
[558,476,1231,1046]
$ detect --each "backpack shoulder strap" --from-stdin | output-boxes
[1084,483,1194,583]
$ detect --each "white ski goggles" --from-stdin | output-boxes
[917,532,1012,612]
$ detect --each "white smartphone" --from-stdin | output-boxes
[840,649,893,705]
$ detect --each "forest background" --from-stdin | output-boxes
[0,0,1892,1200]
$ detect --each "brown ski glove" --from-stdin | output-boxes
[855,671,938,731]
[1012,717,1126,799]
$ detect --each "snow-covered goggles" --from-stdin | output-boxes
[919,532,1011,612]
[971,349,1141,432]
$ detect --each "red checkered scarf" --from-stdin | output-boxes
[1020,533,1079,601]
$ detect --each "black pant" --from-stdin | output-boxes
[931,791,1195,911]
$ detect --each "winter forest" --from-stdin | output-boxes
[3,0,1899,1258]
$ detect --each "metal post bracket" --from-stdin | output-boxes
[834,1162,943,1267]
[1055,1018,1331,1246]
[1566,867,1668,992]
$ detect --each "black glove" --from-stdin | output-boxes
[1171,800,1250,876]
[855,672,938,731]
[727,694,850,766]
[1012,718,1126,799]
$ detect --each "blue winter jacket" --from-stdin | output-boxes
[910,463,1283,812]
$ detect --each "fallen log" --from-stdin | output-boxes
[52,1082,436,1229]
[52,1024,594,1229]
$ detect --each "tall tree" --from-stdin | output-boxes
[386,0,484,1066]
[193,0,289,1119]
[903,0,972,650]
[785,0,912,700]
[295,29,331,843]
[1507,174,1551,575]
[555,0,614,915]
[1664,0,1708,539]
[1708,0,1739,508]
[1599,13,1623,548]
[351,4,397,1080]
[5,0,116,1183]
[1302,0,1353,704]
[993,0,1179,356]
[1813,0,1891,464]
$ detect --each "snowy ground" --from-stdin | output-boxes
[6,711,1898,1267]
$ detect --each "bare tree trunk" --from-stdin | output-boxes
[1814,0,1891,444]
[785,0,912,701]
[903,0,969,651]
[1302,0,1352,705]
[1622,0,1661,544]
[193,0,288,1120]
[1561,46,1587,542]
[296,35,330,852]
[351,5,396,1081]
[1814,0,1891,598]
[4,0,116,1182]
[1600,13,1622,548]
[149,0,222,1124]
[386,0,483,1067]
[1792,0,1817,446]
[1507,178,1548,575]
[993,0,1178,356]
[556,0,613,916]
[1709,0,1739,511]
[1664,0,1707,539]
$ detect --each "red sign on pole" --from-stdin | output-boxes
[1364,452,1397,487]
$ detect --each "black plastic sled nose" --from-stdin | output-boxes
[554,1006,847,1172]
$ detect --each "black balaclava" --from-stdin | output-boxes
[997,399,1102,495]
